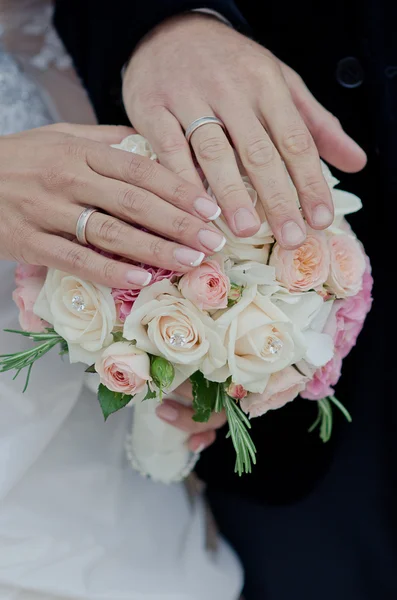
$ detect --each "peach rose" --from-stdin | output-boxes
[241,367,309,417]
[178,259,230,311]
[270,232,330,292]
[326,233,366,298]
[13,278,47,332]
[95,342,151,395]
[15,264,47,285]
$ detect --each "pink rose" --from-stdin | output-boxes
[12,278,47,332]
[178,259,230,311]
[241,367,309,418]
[301,354,342,400]
[15,264,47,285]
[269,232,330,292]
[112,266,177,322]
[95,341,151,395]
[326,233,366,298]
[227,382,248,400]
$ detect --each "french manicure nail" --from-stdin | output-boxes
[156,403,178,422]
[174,247,205,267]
[233,208,260,233]
[312,204,333,228]
[198,229,226,252]
[194,197,221,220]
[281,221,306,247]
[127,270,152,286]
[193,443,206,455]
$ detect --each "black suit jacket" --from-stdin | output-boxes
[54,0,394,507]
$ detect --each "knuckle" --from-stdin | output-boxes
[244,137,275,168]
[266,192,292,215]
[126,154,155,184]
[118,187,149,217]
[97,217,124,245]
[282,128,313,156]
[218,182,248,202]
[300,177,330,202]
[39,165,83,192]
[157,135,187,156]
[101,260,118,285]
[172,215,191,236]
[150,238,166,259]
[65,246,91,272]
[60,137,87,161]
[196,135,229,162]
[171,182,190,206]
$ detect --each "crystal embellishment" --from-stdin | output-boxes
[169,332,187,348]
[264,336,283,356]
[71,294,86,312]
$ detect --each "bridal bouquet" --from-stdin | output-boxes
[1,135,373,481]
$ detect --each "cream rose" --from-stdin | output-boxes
[178,259,230,311]
[34,269,116,364]
[111,134,157,160]
[270,231,330,292]
[326,233,366,298]
[123,280,226,377]
[241,367,309,417]
[211,285,307,393]
[95,342,151,395]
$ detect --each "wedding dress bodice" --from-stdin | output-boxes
[0,0,95,135]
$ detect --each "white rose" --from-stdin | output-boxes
[210,285,307,393]
[123,279,226,377]
[34,269,116,364]
[111,134,157,160]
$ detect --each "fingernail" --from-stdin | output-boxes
[233,208,260,234]
[198,229,226,252]
[312,204,333,228]
[156,403,178,422]
[193,443,206,455]
[194,197,221,220]
[126,270,152,286]
[174,248,205,267]
[281,221,306,247]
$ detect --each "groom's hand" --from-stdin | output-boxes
[123,13,367,249]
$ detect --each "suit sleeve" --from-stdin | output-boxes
[54,0,249,124]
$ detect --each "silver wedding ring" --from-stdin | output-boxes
[76,207,98,245]
[185,116,226,144]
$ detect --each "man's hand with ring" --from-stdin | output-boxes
[123,13,367,249]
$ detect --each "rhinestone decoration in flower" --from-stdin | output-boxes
[169,333,187,348]
[71,294,86,312]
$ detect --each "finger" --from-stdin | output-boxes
[84,176,226,255]
[188,430,217,454]
[42,123,136,145]
[224,109,307,248]
[256,75,334,231]
[172,104,261,237]
[156,399,227,433]
[280,64,367,172]
[85,142,221,222]
[132,107,204,187]
[31,233,153,289]
[48,207,208,272]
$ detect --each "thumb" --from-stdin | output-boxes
[281,64,367,173]
[43,123,136,145]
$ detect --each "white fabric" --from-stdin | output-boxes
[0,2,243,598]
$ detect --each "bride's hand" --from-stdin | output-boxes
[156,382,227,454]
[0,123,226,288]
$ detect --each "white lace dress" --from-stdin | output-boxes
[0,2,242,599]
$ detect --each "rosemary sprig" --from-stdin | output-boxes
[309,395,352,442]
[218,388,257,476]
[0,329,65,392]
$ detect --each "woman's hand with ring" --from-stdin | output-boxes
[0,123,227,288]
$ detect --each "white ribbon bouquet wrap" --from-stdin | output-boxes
[2,134,373,485]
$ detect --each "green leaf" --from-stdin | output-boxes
[97,384,132,421]
[142,386,157,401]
[85,364,96,373]
[111,331,126,343]
[190,371,218,423]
